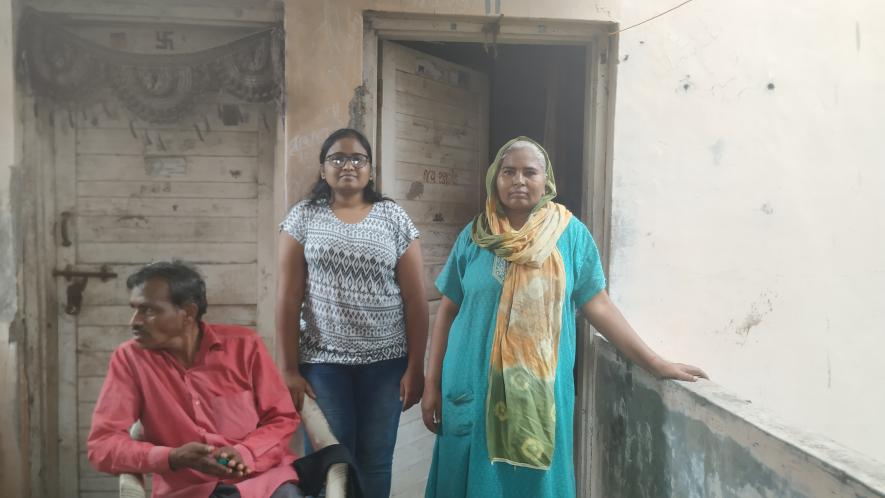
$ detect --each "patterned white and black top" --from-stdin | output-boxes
[280,200,420,365]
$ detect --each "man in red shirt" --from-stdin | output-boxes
[87,262,304,498]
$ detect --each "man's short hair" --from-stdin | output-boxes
[126,261,208,322]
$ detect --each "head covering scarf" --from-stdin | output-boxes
[471,136,572,469]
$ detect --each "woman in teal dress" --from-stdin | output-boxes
[421,137,707,497]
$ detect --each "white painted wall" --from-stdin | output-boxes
[610,0,885,463]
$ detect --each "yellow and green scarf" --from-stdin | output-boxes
[472,137,571,469]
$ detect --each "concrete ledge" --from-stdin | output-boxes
[589,336,885,498]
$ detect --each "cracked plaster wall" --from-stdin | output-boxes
[610,0,885,462]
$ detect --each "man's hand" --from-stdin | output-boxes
[169,442,231,477]
[284,371,316,412]
[213,446,252,477]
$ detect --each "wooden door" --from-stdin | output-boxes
[379,40,489,497]
[51,100,278,497]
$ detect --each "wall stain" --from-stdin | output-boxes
[710,139,724,165]
[761,203,774,215]
[767,82,776,91]
[406,181,424,200]
[348,84,368,132]
[116,215,149,225]
[856,22,861,52]
[680,74,692,92]
[728,292,776,344]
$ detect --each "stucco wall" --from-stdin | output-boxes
[609,0,885,462]
[591,337,885,498]
[284,0,617,205]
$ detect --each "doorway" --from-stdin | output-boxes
[376,35,605,497]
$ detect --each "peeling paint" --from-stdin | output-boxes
[724,292,775,343]
[348,84,368,132]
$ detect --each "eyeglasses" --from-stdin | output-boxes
[325,153,370,169]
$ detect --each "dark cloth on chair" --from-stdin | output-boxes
[210,482,304,498]
[293,444,364,498]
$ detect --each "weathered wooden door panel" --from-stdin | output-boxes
[52,99,277,498]
[379,41,489,497]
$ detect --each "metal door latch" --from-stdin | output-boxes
[53,265,117,315]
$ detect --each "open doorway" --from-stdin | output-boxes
[398,40,587,215]
[375,36,604,497]
[378,40,590,303]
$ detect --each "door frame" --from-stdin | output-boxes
[363,12,618,497]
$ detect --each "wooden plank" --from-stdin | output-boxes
[423,262,444,300]
[390,41,487,94]
[393,180,475,204]
[396,162,476,187]
[398,200,475,227]
[77,128,258,156]
[78,451,105,478]
[255,108,277,367]
[81,263,257,306]
[78,242,257,264]
[79,305,257,326]
[78,155,258,183]
[395,115,476,151]
[79,376,106,403]
[78,180,258,199]
[395,139,478,171]
[78,351,111,377]
[76,401,95,431]
[80,493,118,498]
[79,476,118,492]
[78,197,258,217]
[395,70,479,109]
[78,326,133,352]
[395,91,479,129]
[55,112,80,495]
[78,216,257,243]
[77,101,260,132]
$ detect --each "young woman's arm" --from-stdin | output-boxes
[276,234,315,411]
[395,241,429,411]
[421,296,460,433]
[581,290,708,381]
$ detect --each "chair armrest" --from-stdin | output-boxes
[300,397,348,498]
[119,473,146,498]
[119,421,147,498]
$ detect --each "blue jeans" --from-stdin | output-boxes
[301,357,407,498]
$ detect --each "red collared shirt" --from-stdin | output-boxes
[87,323,300,498]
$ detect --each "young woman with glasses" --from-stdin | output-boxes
[277,128,428,498]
